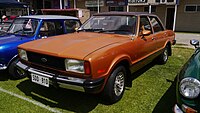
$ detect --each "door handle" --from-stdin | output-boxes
[152,37,155,40]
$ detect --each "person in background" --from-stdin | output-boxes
[2,15,8,22]
[30,9,36,15]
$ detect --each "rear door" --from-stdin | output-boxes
[149,16,166,51]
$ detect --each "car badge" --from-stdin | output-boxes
[41,58,47,63]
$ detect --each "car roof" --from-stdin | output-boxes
[93,12,157,17]
[17,15,79,20]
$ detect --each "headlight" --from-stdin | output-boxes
[65,59,84,73]
[180,77,200,99]
[18,49,28,61]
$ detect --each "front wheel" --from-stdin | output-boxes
[157,45,169,64]
[102,66,126,104]
[8,59,26,79]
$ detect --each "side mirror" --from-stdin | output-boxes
[190,39,199,48]
[75,27,78,31]
[141,30,151,36]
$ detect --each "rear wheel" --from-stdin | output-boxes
[157,45,169,64]
[102,66,126,104]
[8,59,26,79]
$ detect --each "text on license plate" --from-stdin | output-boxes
[31,73,49,87]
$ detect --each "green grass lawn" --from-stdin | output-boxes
[0,46,194,113]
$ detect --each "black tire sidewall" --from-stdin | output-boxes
[8,58,26,79]
[158,46,169,64]
[103,66,126,103]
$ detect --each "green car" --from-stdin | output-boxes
[174,39,200,113]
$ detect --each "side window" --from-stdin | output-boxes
[140,16,152,34]
[149,16,164,33]
[65,20,80,33]
[39,21,64,38]
[54,21,64,35]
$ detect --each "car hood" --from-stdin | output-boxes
[0,34,31,45]
[19,32,130,60]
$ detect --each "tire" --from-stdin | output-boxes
[8,58,26,79]
[157,45,169,64]
[102,66,126,104]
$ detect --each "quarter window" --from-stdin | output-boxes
[65,20,81,33]
[39,21,64,37]
[149,16,164,33]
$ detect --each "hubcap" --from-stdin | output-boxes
[163,48,168,62]
[114,71,124,96]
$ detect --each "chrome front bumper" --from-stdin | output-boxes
[16,61,104,93]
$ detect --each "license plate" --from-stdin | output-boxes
[31,73,49,87]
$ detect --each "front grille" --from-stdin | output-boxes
[27,51,65,71]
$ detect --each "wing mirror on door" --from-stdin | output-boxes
[190,39,199,48]
[142,30,151,36]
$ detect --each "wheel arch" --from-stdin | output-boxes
[105,57,132,88]
[7,55,18,68]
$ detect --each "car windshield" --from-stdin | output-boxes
[0,20,13,32]
[7,18,39,36]
[79,15,136,35]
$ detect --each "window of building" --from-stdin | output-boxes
[185,5,197,12]
[109,6,124,12]
[167,0,174,2]
[144,6,156,13]
[197,6,200,12]
[87,7,98,11]
[156,0,166,3]
[185,5,200,12]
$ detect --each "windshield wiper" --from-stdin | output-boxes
[14,29,24,33]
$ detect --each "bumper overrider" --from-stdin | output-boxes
[174,104,198,113]
[16,61,105,93]
[174,104,183,113]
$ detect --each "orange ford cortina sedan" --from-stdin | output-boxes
[16,12,176,103]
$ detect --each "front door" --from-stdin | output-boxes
[166,8,175,30]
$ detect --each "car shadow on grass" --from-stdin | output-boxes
[17,79,101,113]
[0,70,9,81]
[152,77,177,113]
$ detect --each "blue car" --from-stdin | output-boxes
[0,15,81,79]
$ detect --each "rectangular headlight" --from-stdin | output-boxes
[65,59,84,73]
[18,49,28,61]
